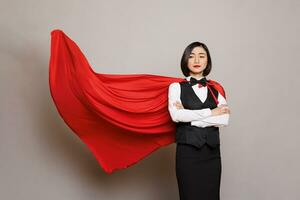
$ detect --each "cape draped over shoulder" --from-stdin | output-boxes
[49,29,226,174]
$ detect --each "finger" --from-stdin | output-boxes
[220,107,227,112]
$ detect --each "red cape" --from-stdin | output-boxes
[49,29,226,174]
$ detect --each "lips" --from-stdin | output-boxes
[193,65,201,67]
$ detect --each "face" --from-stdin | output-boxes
[187,46,208,76]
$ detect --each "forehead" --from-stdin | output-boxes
[191,46,206,54]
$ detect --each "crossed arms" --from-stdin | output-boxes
[168,82,230,128]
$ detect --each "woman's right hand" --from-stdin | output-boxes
[211,104,230,116]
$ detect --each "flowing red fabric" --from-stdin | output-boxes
[49,29,226,174]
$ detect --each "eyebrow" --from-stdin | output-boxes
[190,53,206,55]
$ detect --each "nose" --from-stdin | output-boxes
[194,56,200,63]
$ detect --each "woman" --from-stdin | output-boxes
[168,42,230,200]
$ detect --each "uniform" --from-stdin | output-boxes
[168,76,229,200]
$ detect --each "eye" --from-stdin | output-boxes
[200,56,205,58]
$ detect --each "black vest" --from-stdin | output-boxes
[175,81,220,149]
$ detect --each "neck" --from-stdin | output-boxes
[189,72,204,80]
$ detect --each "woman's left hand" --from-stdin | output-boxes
[173,101,184,109]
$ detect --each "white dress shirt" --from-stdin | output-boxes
[168,76,230,127]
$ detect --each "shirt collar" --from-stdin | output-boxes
[185,75,205,81]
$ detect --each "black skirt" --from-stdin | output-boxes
[175,143,222,200]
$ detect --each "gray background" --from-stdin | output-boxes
[1,0,299,199]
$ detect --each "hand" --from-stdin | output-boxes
[211,104,230,116]
[173,101,184,109]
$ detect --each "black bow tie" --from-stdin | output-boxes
[190,77,207,87]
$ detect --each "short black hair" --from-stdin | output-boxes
[180,41,212,77]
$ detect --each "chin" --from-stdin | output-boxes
[191,70,203,74]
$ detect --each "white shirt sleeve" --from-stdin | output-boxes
[191,92,230,127]
[168,82,212,123]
